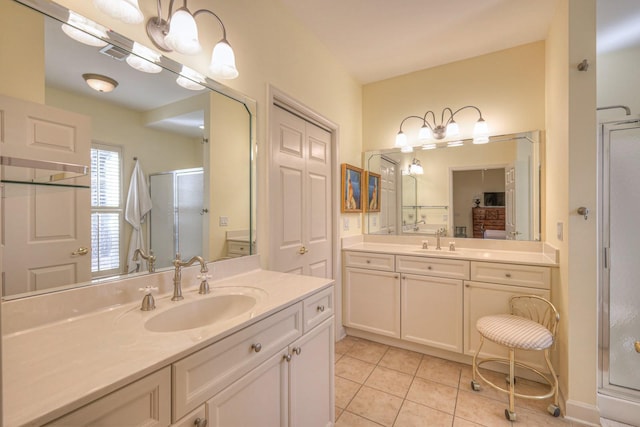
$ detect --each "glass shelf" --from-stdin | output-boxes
[0,156,89,188]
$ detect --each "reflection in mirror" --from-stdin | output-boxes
[1,0,256,300]
[364,131,541,241]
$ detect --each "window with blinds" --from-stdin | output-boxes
[91,144,122,276]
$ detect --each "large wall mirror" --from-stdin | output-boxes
[1,0,256,300]
[364,131,542,241]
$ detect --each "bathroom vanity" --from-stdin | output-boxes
[342,236,557,370]
[2,257,334,427]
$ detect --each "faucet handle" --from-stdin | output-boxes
[138,286,158,311]
[449,242,456,252]
[197,274,212,295]
[422,240,429,249]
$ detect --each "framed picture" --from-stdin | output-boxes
[341,163,363,213]
[365,171,381,212]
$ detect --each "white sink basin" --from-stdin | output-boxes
[145,291,260,333]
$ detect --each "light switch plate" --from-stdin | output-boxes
[557,222,563,241]
[219,216,228,227]
[343,218,349,231]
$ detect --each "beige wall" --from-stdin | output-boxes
[362,41,546,152]
[546,0,599,422]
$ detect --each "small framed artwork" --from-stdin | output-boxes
[341,163,363,213]
[365,171,381,212]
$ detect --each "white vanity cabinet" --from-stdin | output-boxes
[176,287,335,427]
[463,261,551,369]
[343,252,400,338]
[45,367,171,427]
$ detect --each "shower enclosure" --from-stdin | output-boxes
[598,116,640,424]
[149,168,204,269]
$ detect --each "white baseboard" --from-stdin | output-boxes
[598,393,640,426]
[564,399,602,426]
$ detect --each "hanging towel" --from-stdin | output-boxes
[125,159,153,273]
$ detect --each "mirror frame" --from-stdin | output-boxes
[2,0,257,300]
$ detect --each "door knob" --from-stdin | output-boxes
[299,246,308,255]
[71,247,89,256]
[635,341,640,353]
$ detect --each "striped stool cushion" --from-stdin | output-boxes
[476,314,553,350]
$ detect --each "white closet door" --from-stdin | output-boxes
[0,95,91,296]
[270,106,332,278]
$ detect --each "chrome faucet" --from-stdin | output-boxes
[133,248,156,273]
[172,253,208,301]
[435,229,443,250]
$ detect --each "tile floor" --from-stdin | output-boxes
[334,335,592,427]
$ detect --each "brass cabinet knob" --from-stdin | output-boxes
[299,246,308,255]
[635,341,640,354]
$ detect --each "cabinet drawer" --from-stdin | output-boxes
[344,251,395,271]
[173,303,302,420]
[303,286,334,333]
[171,405,206,427]
[228,240,252,255]
[470,261,550,289]
[396,255,470,280]
[46,367,171,427]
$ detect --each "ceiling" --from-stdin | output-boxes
[277,0,640,84]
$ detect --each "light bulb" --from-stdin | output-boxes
[176,66,206,91]
[446,120,460,138]
[418,125,432,141]
[395,131,407,148]
[209,40,239,79]
[165,9,202,55]
[93,0,143,24]
[62,11,108,47]
[126,43,162,74]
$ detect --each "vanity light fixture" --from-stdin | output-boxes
[447,140,464,148]
[92,0,239,80]
[395,106,489,149]
[409,158,424,175]
[61,11,109,47]
[421,143,437,150]
[126,42,163,73]
[83,73,119,92]
[176,65,206,91]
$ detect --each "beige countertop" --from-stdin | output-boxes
[2,267,333,427]
[343,241,558,266]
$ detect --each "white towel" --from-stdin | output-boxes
[125,160,153,273]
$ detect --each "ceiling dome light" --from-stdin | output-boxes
[165,9,202,55]
[61,11,108,47]
[176,66,206,91]
[83,73,118,93]
[126,42,162,73]
[209,40,238,79]
[93,0,144,24]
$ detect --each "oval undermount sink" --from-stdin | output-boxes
[145,293,258,333]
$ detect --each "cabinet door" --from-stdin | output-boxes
[463,281,549,370]
[46,367,171,427]
[344,267,400,337]
[206,351,288,427]
[289,317,335,427]
[401,274,463,353]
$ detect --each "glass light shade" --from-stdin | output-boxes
[93,0,143,24]
[409,160,424,175]
[209,40,239,79]
[126,43,162,74]
[446,120,460,138]
[176,66,206,91]
[474,118,489,137]
[164,9,202,55]
[83,74,118,92]
[400,145,413,153]
[395,131,407,148]
[418,125,432,141]
[62,11,108,47]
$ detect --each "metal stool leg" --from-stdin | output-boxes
[470,336,484,391]
[505,348,516,421]
[544,348,561,417]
